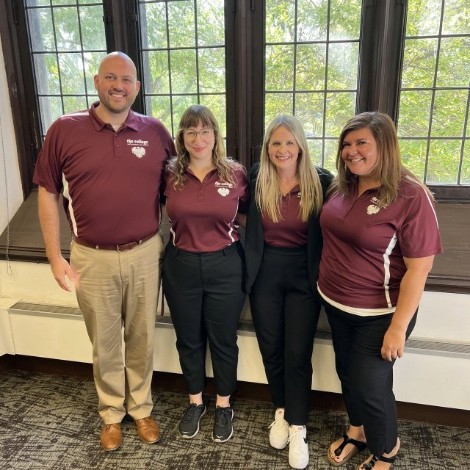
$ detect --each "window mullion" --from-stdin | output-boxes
[358,0,405,120]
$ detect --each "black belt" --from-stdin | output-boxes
[73,232,156,252]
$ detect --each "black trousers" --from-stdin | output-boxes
[323,301,417,456]
[249,245,321,425]
[162,242,246,396]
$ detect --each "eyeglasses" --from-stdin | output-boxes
[184,128,213,141]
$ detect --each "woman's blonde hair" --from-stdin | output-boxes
[167,104,241,188]
[256,115,323,222]
[330,111,434,206]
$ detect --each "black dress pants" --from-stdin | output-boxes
[162,242,246,396]
[250,245,321,425]
[323,301,417,456]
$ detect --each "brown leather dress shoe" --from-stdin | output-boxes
[135,416,161,443]
[100,423,122,451]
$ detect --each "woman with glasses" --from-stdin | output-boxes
[162,104,248,443]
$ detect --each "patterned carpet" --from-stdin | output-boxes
[0,370,468,469]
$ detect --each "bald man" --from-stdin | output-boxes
[34,52,176,451]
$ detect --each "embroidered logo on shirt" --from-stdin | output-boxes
[215,180,233,196]
[131,146,146,158]
[367,196,387,215]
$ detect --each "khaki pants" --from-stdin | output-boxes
[71,233,164,424]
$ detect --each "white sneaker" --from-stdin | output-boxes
[268,408,289,449]
[288,425,309,469]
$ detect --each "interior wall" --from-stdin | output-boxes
[0,37,23,235]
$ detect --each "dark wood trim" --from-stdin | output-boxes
[2,355,468,429]
[357,0,406,117]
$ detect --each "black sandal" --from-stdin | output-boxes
[359,454,397,470]
[327,433,367,466]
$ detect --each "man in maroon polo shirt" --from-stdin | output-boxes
[33,52,176,451]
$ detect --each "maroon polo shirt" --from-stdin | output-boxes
[164,166,249,252]
[261,186,308,247]
[318,177,443,310]
[33,102,176,245]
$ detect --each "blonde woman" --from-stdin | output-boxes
[162,105,248,443]
[244,115,332,469]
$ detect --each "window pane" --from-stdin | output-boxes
[197,0,225,47]
[266,0,295,43]
[79,5,106,51]
[400,139,427,180]
[54,7,81,51]
[327,42,358,90]
[296,44,326,91]
[84,51,104,93]
[63,96,88,114]
[307,139,324,166]
[39,96,63,132]
[324,91,356,138]
[28,8,54,52]
[59,53,86,95]
[142,51,170,95]
[146,95,173,132]
[265,93,294,128]
[437,37,470,87]
[427,139,462,184]
[198,47,225,93]
[295,92,325,138]
[401,38,438,88]
[200,94,226,136]
[168,1,196,48]
[323,138,338,173]
[398,91,432,137]
[442,0,469,34]
[297,0,326,42]
[172,95,198,131]
[406,0,442,36]
[265,45,295,91]
[139,3,167,49]
[329,0,362,40]
[431,90,467,138]
[170,50,197,94]
[34,53,60,95]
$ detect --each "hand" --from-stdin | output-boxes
[381,325,406,362]
[50,257,79,292]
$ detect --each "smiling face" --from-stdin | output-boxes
[182,122,215,163]
[341,126,379,180]
[267,125,300,175]
[94,53,140,120]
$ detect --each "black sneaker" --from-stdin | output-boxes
[179,403,206,438]
[212,406,234,443]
